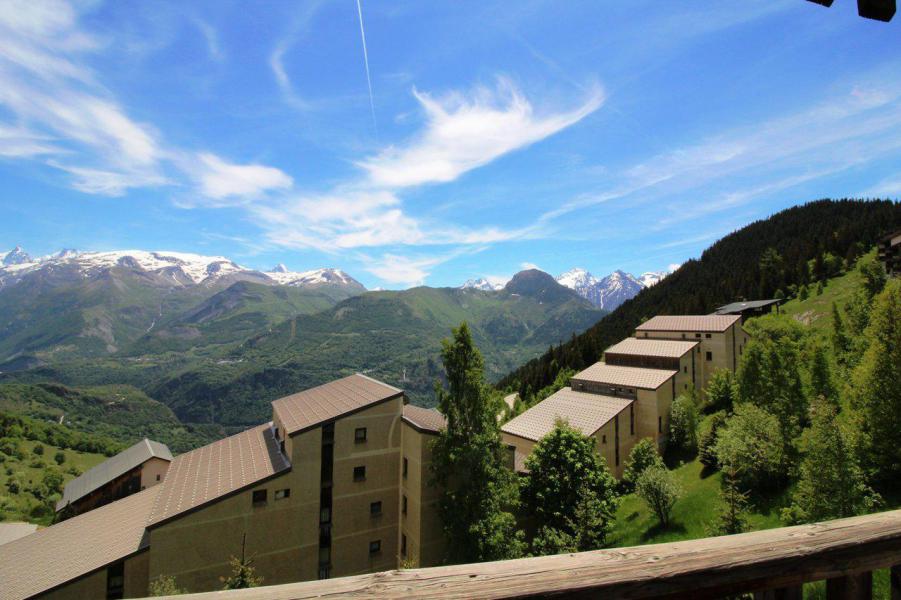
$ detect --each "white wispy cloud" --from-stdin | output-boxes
[0,0,292,201]
[358,77,605,188]
[195,153,293,201]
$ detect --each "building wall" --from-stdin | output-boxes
[37,550,149,600]
[592,407,637,479]
[330,397,403,577]
[636,329,742,394]
[140,458,169,491]
[399,422,445,568]
[635,382,674,450]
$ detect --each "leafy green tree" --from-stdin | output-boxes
[808,342,837,407]
[707,461,749,536]
[523,421,619,553]
[54,451,65,465]
[431,323,525,563]
[622,437,663,491]
[669,392,699,454]
[149,575,185,596]
[783,399,879,524]
[853,279,901,484]
[831,302,851,361]
[698,411,728,471]
[715,404,785,492]
[704,369,738,414]
[635,465,681,528]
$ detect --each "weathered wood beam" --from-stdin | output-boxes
[153,510,901,600]
[826,571,872,599]
[754,586,803,600]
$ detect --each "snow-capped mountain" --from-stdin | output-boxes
[2,246,32,266]
[556,268,671,311]
[0,247,364,291]
[460,277,504,291]
[264,265,363,289]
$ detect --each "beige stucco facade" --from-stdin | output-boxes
[398,422,446,568]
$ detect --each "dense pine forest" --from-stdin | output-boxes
[499,199,901,398]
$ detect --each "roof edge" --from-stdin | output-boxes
[286,391,404,438]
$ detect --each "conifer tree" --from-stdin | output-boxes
[808,342,837,407]
[220,535,263,590]
[853,280,901,484]
[783,399,879,524]
[830,302,851,362]
[431,323,525,563]
[707,460,749,536]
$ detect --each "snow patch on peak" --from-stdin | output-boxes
[270,263,289,273]
[2,246,32,266]
[460,278,504,292]
[263,267,362,288]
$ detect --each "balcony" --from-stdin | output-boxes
[154,509,901,599]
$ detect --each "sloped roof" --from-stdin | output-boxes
[605,338,697,359]
[0,486,159,600]
[57,438,172,511]
[147,423,289,527]
[572,362,676,390]
[402,404,446,434]
[501,387,632,442]
[0,522,37,547]
[635,315,741,332]
[713,299,783,315]
[272,374,403,436]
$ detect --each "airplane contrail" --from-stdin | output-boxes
[355,0,377,134]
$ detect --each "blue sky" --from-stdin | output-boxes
[2,0,901,289]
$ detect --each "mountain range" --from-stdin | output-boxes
[463,268,669,310]
[0,248,605,427]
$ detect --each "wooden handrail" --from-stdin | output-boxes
[157,510,901,599]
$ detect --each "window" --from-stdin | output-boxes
[705,333,712,339]
[658,416,663,434]
[156,474,161,481]
[252,489,267,506]
[681,333,686,339]
[320,507,331,524]
[684,383,688,390]
[402,495,408,515]
[695,333,701,338]
[106,561,124,600]
[353,466,366,482]
[629,404,634,436]
[683,366,688,374]
[319,546,330,564]
[706,351,713,361]
[369,540,381,555]
[322,422,334,444]
[318,566,330,580]
[401,534,407,557]
[601,434,607,444]
[370,501,382,516]
[355,427,367,443]
[275,488,291,500]
[402,457,408,478]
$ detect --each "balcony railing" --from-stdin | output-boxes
[157,509,901,599]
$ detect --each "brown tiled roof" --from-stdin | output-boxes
[57,438,172,511]
[402,404,446,434]
[604,338,697,359]
[272,374,403,436]
[0,486,159,600]
[635,315,741,332]
[572,363,676,390]
[147,423,289,526]
[501,387,633,442]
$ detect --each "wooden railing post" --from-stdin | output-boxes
[754,586,802,600]
[891,565,901,600]
[826,571,872,599]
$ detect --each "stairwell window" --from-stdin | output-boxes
[106,561,124,600]
[355,427,367,443]
[353,466,366,482]
[370,501,382,516]
[402,495,407,515]
[402,457,408,478]
[658,416,662,434]
[706,351,713,361]
[401,534,407,557]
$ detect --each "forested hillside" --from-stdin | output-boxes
[499,199,901,398]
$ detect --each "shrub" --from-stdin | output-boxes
[715,404,785,492]
[622,438,663,491]
[698,411,728,471]
[669,393,700,453]
[635,465,681,528]
[54,451,66,465]
[32,444,44,456]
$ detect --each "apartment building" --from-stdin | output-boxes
[55,438,172,517]
[502,314,750,474]
[0,374,448,600]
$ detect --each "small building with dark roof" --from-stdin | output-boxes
[713,298,784,321]
[56,438,172,517]
[878,228,901,277]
